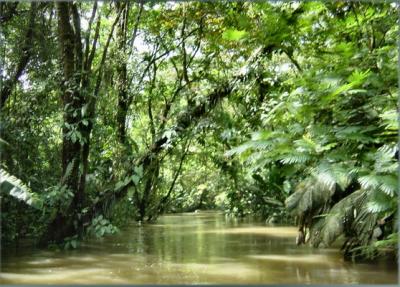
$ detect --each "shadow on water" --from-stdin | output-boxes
[1,211,398,284]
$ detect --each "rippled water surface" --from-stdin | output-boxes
[1,211,398,284]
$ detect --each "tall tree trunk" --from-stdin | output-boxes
[41,2,122,244]
[138,158,159,221]
[115,2,129,145]
[57,1,81,198]
[78,2,123,199]
[115,0,143,145]
[45,2,84,243]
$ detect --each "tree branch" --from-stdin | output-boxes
[1,2,37,108]
[83,1,97,69]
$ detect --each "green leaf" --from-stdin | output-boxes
[0,138,9,146]
[71,240,77,249]
[134,165,143,178]
[114,181,124,191]
[222,29,247,41]
[131,175,140,185]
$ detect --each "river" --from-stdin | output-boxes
[0,211,398,284]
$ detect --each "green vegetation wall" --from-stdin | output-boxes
[0,1,397,259]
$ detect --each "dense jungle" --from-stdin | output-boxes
[0,1,398,284]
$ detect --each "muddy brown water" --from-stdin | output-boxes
[0,211,398,284]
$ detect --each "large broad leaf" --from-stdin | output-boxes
[0,169,42,209]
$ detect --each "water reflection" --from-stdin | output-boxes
[1,211,398,284]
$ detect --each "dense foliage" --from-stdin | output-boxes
[0,1,398,260]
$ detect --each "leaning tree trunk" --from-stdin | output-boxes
[82,45,268,224]
[86,83,233,221]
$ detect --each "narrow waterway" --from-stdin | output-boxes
[1,211,398,284]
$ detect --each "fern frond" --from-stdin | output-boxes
[224,143,251,157]
[245,151,265,165]
[367,200,391,213]
[248,157,271,172]
[315,171,336,191]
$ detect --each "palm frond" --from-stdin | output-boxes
[374,233,398,249]
[358,173,398,197]
[377,144,398,158]
[358,174,380,190]
[380,110,398,131]
[225,140,272,157]
[378,175,397,197]
[312,162,353,191]
[319,189,368,246]
[0,169,42,209]
[285,176,335,217]
[367,189,396,213]
[280,153,311,165]
[375,144,398,173]
[335,126,377,143]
